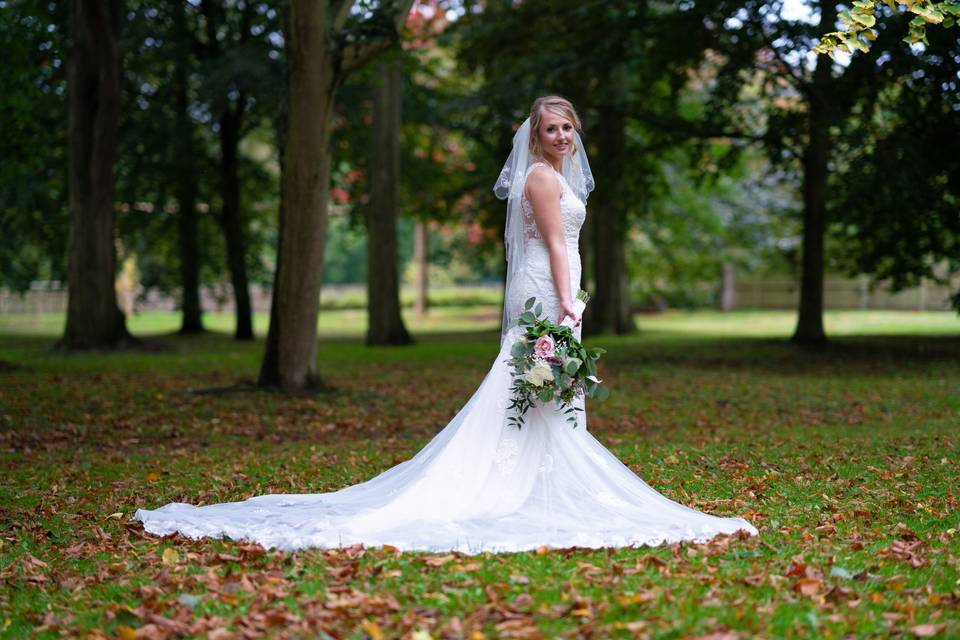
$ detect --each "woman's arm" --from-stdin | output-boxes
[525,168,581,326]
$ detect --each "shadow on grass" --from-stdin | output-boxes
[597,332,960,376]
[2,326,959,377]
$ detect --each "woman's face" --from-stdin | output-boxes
[536,109,575,165]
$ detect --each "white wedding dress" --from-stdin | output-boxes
[135,162,758,553]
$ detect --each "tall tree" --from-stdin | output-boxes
[366,57,413,345]
[258,0,415,391]
[172,1,203,333]
[829,23,960,311]
[589,65,635,334]
[793,1,838,343]
[61,0,130,349]
[690,0,916,343]
[196,0,277,341]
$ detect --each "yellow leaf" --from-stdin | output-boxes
[161,548,180,565]
[361,620,384,640]
[146,472,160,482]
[117,625,138,640]
[572,607,593,618]
[469,632,486,640]
[106,512,124,520]
[536,545,549,555]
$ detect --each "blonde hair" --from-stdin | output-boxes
[528,95,582,160]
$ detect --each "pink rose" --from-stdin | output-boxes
[534,335,555,359]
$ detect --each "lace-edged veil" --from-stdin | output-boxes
[492,116,595,342]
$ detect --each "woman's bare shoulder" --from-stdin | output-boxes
[524,165,561,201]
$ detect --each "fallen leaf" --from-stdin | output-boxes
[161,548,180,565]
[794,578,821,596]
[117,626,137,640]
[361,619,384,640]
[424,554,454,567]
[910,623,946,637]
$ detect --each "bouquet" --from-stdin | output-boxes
[506,290,609,429]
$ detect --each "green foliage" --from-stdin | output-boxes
[628,145,799,308]
[828,23,960,310]
[815,0,960,55]
[0,1,68,291]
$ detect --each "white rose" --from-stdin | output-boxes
[524,361,554,387]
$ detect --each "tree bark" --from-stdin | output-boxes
[258,0,414,390]
[720,262,736,311]
[413,221,429,317]
[173,2,203,334]
[259,30,289,386]
[61,0,130,349]
[366,59,412,345]
[590,70,634,335]
[258,0,335,390]
[792,2,836,345]
[218,101,254,340]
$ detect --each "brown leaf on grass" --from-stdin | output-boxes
[696,631,738,640]
[424,554,455,567]
[793,578,822,596]
[237,543,266,560]
[742,573,765,587]
[825,585,857,604]
[883,539,927,568]
[910,622,947,637]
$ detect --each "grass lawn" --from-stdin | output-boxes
[1,309,958,638]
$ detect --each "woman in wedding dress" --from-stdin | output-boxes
[135,96,758,553]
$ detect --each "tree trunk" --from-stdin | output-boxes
[61,0,130,349]
[218,102,254,340]
[720,262,736,311]
[259,37,289,386]
[366,59,412,345]
[173,2,203,334]
[792,2,836,345]
[413,221,429,317]
[258,0,334,390]
[590,71,634,335]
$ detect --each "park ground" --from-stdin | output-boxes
[1,308,958,638]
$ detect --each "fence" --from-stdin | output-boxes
[733,276,957,311]
[2,276,956,314]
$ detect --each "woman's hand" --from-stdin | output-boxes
[559,299,581,327]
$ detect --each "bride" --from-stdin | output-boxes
[135,96,758,553]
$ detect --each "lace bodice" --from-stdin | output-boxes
[519,162,587,246]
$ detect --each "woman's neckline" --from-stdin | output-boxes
[530,160,564,179]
